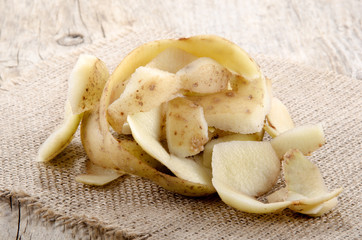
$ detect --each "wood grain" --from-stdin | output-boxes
[0,0,361,239]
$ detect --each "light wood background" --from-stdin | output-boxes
[0,0,361,239]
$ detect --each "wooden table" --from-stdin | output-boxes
[1,0,361,239]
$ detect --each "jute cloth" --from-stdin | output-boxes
[0,29,361,239]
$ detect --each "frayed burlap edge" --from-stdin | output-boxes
[0,189,151,240]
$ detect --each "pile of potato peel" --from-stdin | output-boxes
[37,35,342,216]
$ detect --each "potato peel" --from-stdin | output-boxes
[271,123,326,159]
[212,141,280,197]
[127,106,214,188]
[37,35,342,215]
[265,97,294,137]
[75,161,123,186]
[36,102,83,162]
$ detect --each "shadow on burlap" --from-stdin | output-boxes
[0,29,361,239]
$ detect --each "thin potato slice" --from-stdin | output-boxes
[68,54,109,115]
[146,47,198,73]
[265,97,294,137]
[75,161,122,186]
[166,97,208,158]
[127,106,214,187]
[283,149,342,216]
[213,180,292,214]
[189,74,270,134]
[271,123,325,159]
[202,133,261,168]
[177,57,231,93]
[82,105,215,196]
[107,67,181,133]
[36,102,83,162]
[37,54,109,162]
[212,141,280,197]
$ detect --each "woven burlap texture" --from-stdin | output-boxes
[0,30,361,239]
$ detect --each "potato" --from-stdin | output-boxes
[146,47,198,73]
[270,123,325,159]
[189,74,270,134]
[166,97,208,158]
[107,66,181,133]
[177,57,231,93]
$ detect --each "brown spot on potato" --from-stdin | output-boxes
[226,92,235,97]
[149,84,156,90]
[138,101,143,106]
[212,97,221,103]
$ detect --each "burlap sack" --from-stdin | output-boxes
[0,29,361,239]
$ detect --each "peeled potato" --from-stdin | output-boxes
[166,97,208,158]
[177,57,232,93]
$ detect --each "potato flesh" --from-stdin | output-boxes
[68,54,109,115]
[189,75,269,134]
[38,35,342,213]
[36,102,82,162]
[107,67,181,133]
[166,97,209,158]
[146,47,198,73]
[75,161,122,186]
[212,141,280,197]
[212,179,291,214]
[127,106,213,187]
[37,54,109,162]
[177,57,231,93]
[202,133,261,168]
[271,123,325,159]
[265,97,294,136]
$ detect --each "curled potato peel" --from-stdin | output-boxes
[38,35,341,214]
[88,35,264,195]
[81,103,216,196]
